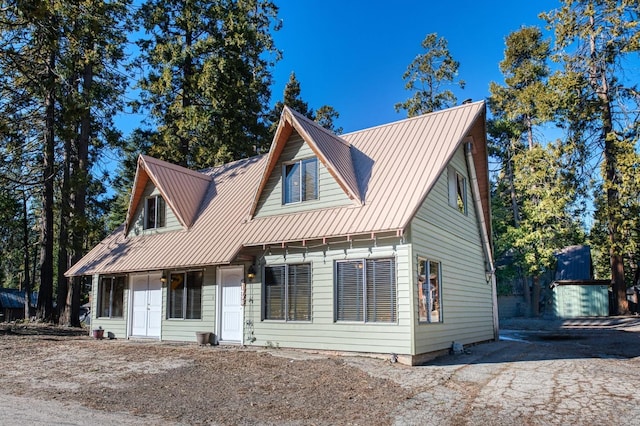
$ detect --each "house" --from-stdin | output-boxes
[550,245,610,318]
[0,289,37,322]
[66,101,497,365]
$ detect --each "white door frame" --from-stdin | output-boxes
[128,272,162,339]
[216,265,245,344]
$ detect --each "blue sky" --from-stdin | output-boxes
[269,0,560,133]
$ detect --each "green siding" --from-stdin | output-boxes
[161,267,217,342]
[254,131,352,217]
[552,285,609,317]
[409,145,494,354]
[243,243,413,355]
[128,182,182,237]
[90,274,129,339]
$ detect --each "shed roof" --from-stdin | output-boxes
[0,289,37,309]
[554,245,594,281]
[66,101,488,277]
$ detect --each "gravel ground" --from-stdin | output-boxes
[2,318,640,425]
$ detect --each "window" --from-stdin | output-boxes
[418,259,442,323]
[98,275,125,318]
[145,195,166,229]
[264,264,311,321]
[168,271,202,319]
[335,258,396,323]
[448,167,467,214]
[283,157,318,204]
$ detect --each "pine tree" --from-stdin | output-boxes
[268,72,342,136]
[489,26,585,315]
[542,0,640,314]
[395,33,465,117]
[1,1,132,323]
[135,0,281,169]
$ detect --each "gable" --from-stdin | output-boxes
[127,180,182,237]
[125,155,212,235]
[248,107,362,218]
[253,130,354,217]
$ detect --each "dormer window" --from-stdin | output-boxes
[145,195,166,229]
[283,157,318,204]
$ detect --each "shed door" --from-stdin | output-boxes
[218,267,244,343]
[130,272,162,338]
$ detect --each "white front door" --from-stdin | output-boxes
[130,272,162,338]
[218,266,244,343]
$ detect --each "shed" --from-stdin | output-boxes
[550,246,609,318]
[0,289,37,322]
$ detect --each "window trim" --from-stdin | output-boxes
[263,263,312,322]
[144,195,166,230]
[448,167,468,215]
[334,257,397,324]
[282,157,318,205]
[167,269,203,320]
[417,257,443,324]
[97,275,126,319]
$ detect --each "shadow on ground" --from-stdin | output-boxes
[0,323,88,337]
[425,316,640,366]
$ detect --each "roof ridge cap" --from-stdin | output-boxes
[141,155,212,181]
[341,100,486,138]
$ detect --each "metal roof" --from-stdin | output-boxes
[555,245,594,281]
[125,155,212,234]
[0,289,37,309]
[66,101,488,277]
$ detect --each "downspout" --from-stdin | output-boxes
[465,141,499,341]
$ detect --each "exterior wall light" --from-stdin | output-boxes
[247,265,256,282]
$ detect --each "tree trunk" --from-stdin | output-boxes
[531,275,541,316]
[589,15,628,315]
[22,191,31,321]
[506,150,520,227]
[36,49,56,322]
[66,61,93,328]
[57,119,72,325]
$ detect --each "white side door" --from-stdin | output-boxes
[130,273,162,338]
[146,272,162,338]
[218,266,244,343]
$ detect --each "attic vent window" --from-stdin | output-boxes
[145,195,166,229]
[283,157,318,204]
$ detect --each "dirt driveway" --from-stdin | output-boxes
[2,318,640,425]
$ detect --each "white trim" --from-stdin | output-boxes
[128,272,162,339]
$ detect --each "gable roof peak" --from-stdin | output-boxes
[282,106,350,147]
[124,155,212,234]
[248,106,362,218]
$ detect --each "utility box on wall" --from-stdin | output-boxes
[551,284,609,318]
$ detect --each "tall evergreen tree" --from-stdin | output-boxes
[542,0,640,314]
[135,0,281,169]
[395,33,465,117]
[268,72,342,136]
[1,0,132,323]
[55,0,132,325]
[489,25,585,315]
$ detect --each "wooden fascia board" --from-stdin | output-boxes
[288,112,362,205]
[142,160,190,229]
[468,112,492,250]
[124,156,149,235]
[248,115,293,218]
[126,156,190,232]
